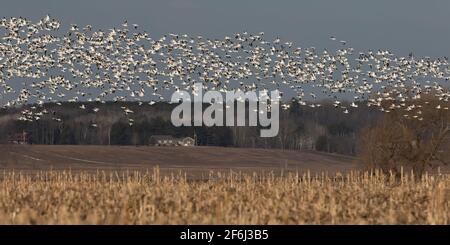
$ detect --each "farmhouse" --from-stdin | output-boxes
[149,135,195,147]
[179,137,195,146]
[8,131,31,144]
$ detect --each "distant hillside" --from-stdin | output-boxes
[0,144,358,175]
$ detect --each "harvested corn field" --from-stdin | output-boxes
[0,169,448,224]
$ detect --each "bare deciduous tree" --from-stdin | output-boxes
[359,96,449,176]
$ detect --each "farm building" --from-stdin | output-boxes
[8,131,31,144]
[179,137,195,146]
[149,135,195,146]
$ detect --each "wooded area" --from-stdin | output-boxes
[0,100,380,156]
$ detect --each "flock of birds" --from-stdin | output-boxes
[0,16,449,125]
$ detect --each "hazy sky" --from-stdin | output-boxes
[1,0,450,57]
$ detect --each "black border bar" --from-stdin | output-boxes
[0,225,449,243]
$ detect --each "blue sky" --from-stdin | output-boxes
[1,0,450,57]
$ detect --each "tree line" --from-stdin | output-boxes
[0,100,381,155]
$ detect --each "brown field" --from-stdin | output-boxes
[0,169,449,224]
[0,144,358,177]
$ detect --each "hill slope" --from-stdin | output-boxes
[0,145,358,176]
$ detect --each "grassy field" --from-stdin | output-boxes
[0,168,449,224]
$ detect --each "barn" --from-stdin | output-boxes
[8,131,31,144]
[149,135,195,147]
